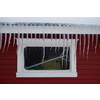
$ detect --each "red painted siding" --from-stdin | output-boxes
[0,34,100,84]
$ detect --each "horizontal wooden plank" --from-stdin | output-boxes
[77,60,100,65]
[1,75,100,80]
[77,50,100,55]
[0,70,16,74]
[0,79,100,84]
[77,65,100,69]
[77,55,100,60]
[0,55,16,60]
[0,69,100,75]
[0,65,99,70]
[0,65,16,70]
[0,60,16,65]
[0,50,16,55]
[78,69,100,75]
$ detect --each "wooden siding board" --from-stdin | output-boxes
[0,79,100,84]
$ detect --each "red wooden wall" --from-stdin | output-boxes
[0,34,100,84]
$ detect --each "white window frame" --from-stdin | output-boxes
[16,38,77,77]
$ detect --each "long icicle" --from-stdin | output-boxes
[92,34,94,49]
[79,33,81,56]
[42,24,45,63]
[46,24,48,38]
[34,24,36,45]
[83,26,86,57]
[7,24,12,51]
[58,24,61,51]
[2,23,7,53]
[50,24,53,50]
[62,25,65,67]
[79,25,82,56]
[87,34,90,59]
[74,25,78,61]
[27,24,28,44]
[30,24,33,42]
[13,24,16,47]
[66,25,69,65]
[20,23,24,55]
[0,24,2,49]
[55,25,57,52]
[95,34,98,54]
[17,24,20,54]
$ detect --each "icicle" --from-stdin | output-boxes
[62,25,65,67]
[0,24,2,49]
[30,24,33,42]
[2,23,7,53]
[66,26,69,65]
[13,24,15,47]
[71,34,73,45]
[20,24,24,55]
[34,24,36,44]
[83,26,86,57]
[74,25,78,61]
[46,24,48,38]
[50,24,53,50]
[87,34,90,59]
[55,25,57,52]
[95,34,98,53]
[26,24,28,44]
[42,24,45,62]
[58,24,61,51]
[92,34,94,49]
[7,24,12,51]
[79,34,81,56]
[17,24,20,54]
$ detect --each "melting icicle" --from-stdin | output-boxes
[13,24,16,47]
[50,24,53,50]
[87,34,90,59]
[79,34,81,56]
[42,24,45,63]
[62,25,65,67]
[74,25,78,61]
[66,25,69,65]
[17,24,20,54]
[46,24,48,38]
[71,34,73,45]
[27,24,29,44]
[30,24,33,42]
[92,34,94,49]
[2,23,7,53]
[83,26,86,57]
[75,33,78,61]
[34,24,37,44]
[0,24,2,49]
[55,25,57,52]
[20,24,24,55]
[58,24,61,51]
[7,24,12,51]
[95,34,98,53]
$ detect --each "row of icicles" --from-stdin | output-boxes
[0,33,99,57]
[0,23,100,67]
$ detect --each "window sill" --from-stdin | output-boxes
[16,71,77,77]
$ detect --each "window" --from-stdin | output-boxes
[16,38,77,77]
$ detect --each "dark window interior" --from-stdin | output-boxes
[24,47,70,70]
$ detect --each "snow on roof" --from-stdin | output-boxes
[0,17,100,25]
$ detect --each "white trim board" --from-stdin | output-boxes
[16,39,78,77]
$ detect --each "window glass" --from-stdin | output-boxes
[24,47,70,70]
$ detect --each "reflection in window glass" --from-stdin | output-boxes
[24,47,70,70]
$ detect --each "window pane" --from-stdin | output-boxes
[24,47,70,70]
